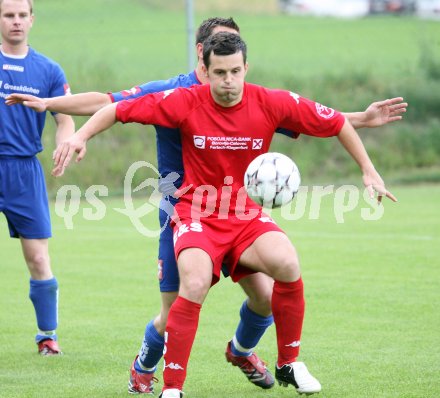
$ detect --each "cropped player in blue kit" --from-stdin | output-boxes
[7,17,407,392]
[0,0,74,355]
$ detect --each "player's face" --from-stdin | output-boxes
[205,51,248,108]
[0,0,33,46]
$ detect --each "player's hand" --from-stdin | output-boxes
[363,97,407,128]
[363,168,397,203]
[5,93,48,112]
[52,134,87,177]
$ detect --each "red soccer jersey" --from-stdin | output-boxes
[116,82,345,219]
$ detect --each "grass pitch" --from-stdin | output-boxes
[1,185,439,397]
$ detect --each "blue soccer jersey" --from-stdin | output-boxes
[110,72,200,197]
[0,47,70,239]
[0,47,69,156]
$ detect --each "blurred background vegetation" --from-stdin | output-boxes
[31,0,440,195]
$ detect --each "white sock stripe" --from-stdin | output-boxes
[232,335,254,354]
[136,357,156,372]
[37,329,56,336]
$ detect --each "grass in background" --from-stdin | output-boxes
[31,2,440,87]
[27,1,440,193]
[1,185,439,397]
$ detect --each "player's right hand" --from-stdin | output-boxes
[52,135,87,177]
[5,93,48,112]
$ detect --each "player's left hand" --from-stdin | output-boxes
[363,169,397,203]
[52,134,87,177]
[363,97,407,128]
[5,93,48,112]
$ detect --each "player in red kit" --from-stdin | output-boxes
[51,32,397,398]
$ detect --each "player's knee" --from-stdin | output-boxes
[25,252,51,278]
[179,277,210,304]
[270,255,301,282]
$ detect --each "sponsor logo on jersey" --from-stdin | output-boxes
[120,86,141,97]
[0,80,2,89]
[206,136,252,150]
[0,82,39,94]
[252,138,263,149]
[285,340,301,348]
[193,135,206,149]
[289,91,300,104]
[2,64,24,72]
[315,103,335,119]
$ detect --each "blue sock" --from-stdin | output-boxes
[29,277,59,343]
[135,320,164,373]
[231,300,274,357]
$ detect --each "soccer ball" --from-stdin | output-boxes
[244,152,300,208]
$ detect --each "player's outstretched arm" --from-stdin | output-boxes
[343,97,407,129]
[6,92,111,116]
[337,119,397,203]
[52,102,118,177]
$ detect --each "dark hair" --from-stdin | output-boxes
[202,31,247,69]
[195,17,240,45]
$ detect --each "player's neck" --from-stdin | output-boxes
[0,42,29,57]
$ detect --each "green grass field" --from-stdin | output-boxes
[29,1,440,194]
[31,1,440,88]
[1,1,439,396]
[1,185,439,398]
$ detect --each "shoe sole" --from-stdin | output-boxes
[277,380,320,395]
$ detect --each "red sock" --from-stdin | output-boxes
[163,296,202,391]
[272,278,305,367]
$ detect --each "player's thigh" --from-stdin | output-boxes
[239,231,300,282]
[158,221,180,293]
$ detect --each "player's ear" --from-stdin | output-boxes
[196,42,204,61]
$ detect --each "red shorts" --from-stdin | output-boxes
[172,213,284,284]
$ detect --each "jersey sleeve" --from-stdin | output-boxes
[115,87,189,128]
[271,90,345,138]
[48,64,70,98]
[109,79,171,103]
[48,63,71,115]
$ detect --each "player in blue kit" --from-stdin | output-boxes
[0,0,74,355]
[7,17,407,392]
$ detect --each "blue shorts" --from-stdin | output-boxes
[0,156,51,239]
[158,200,179,292]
